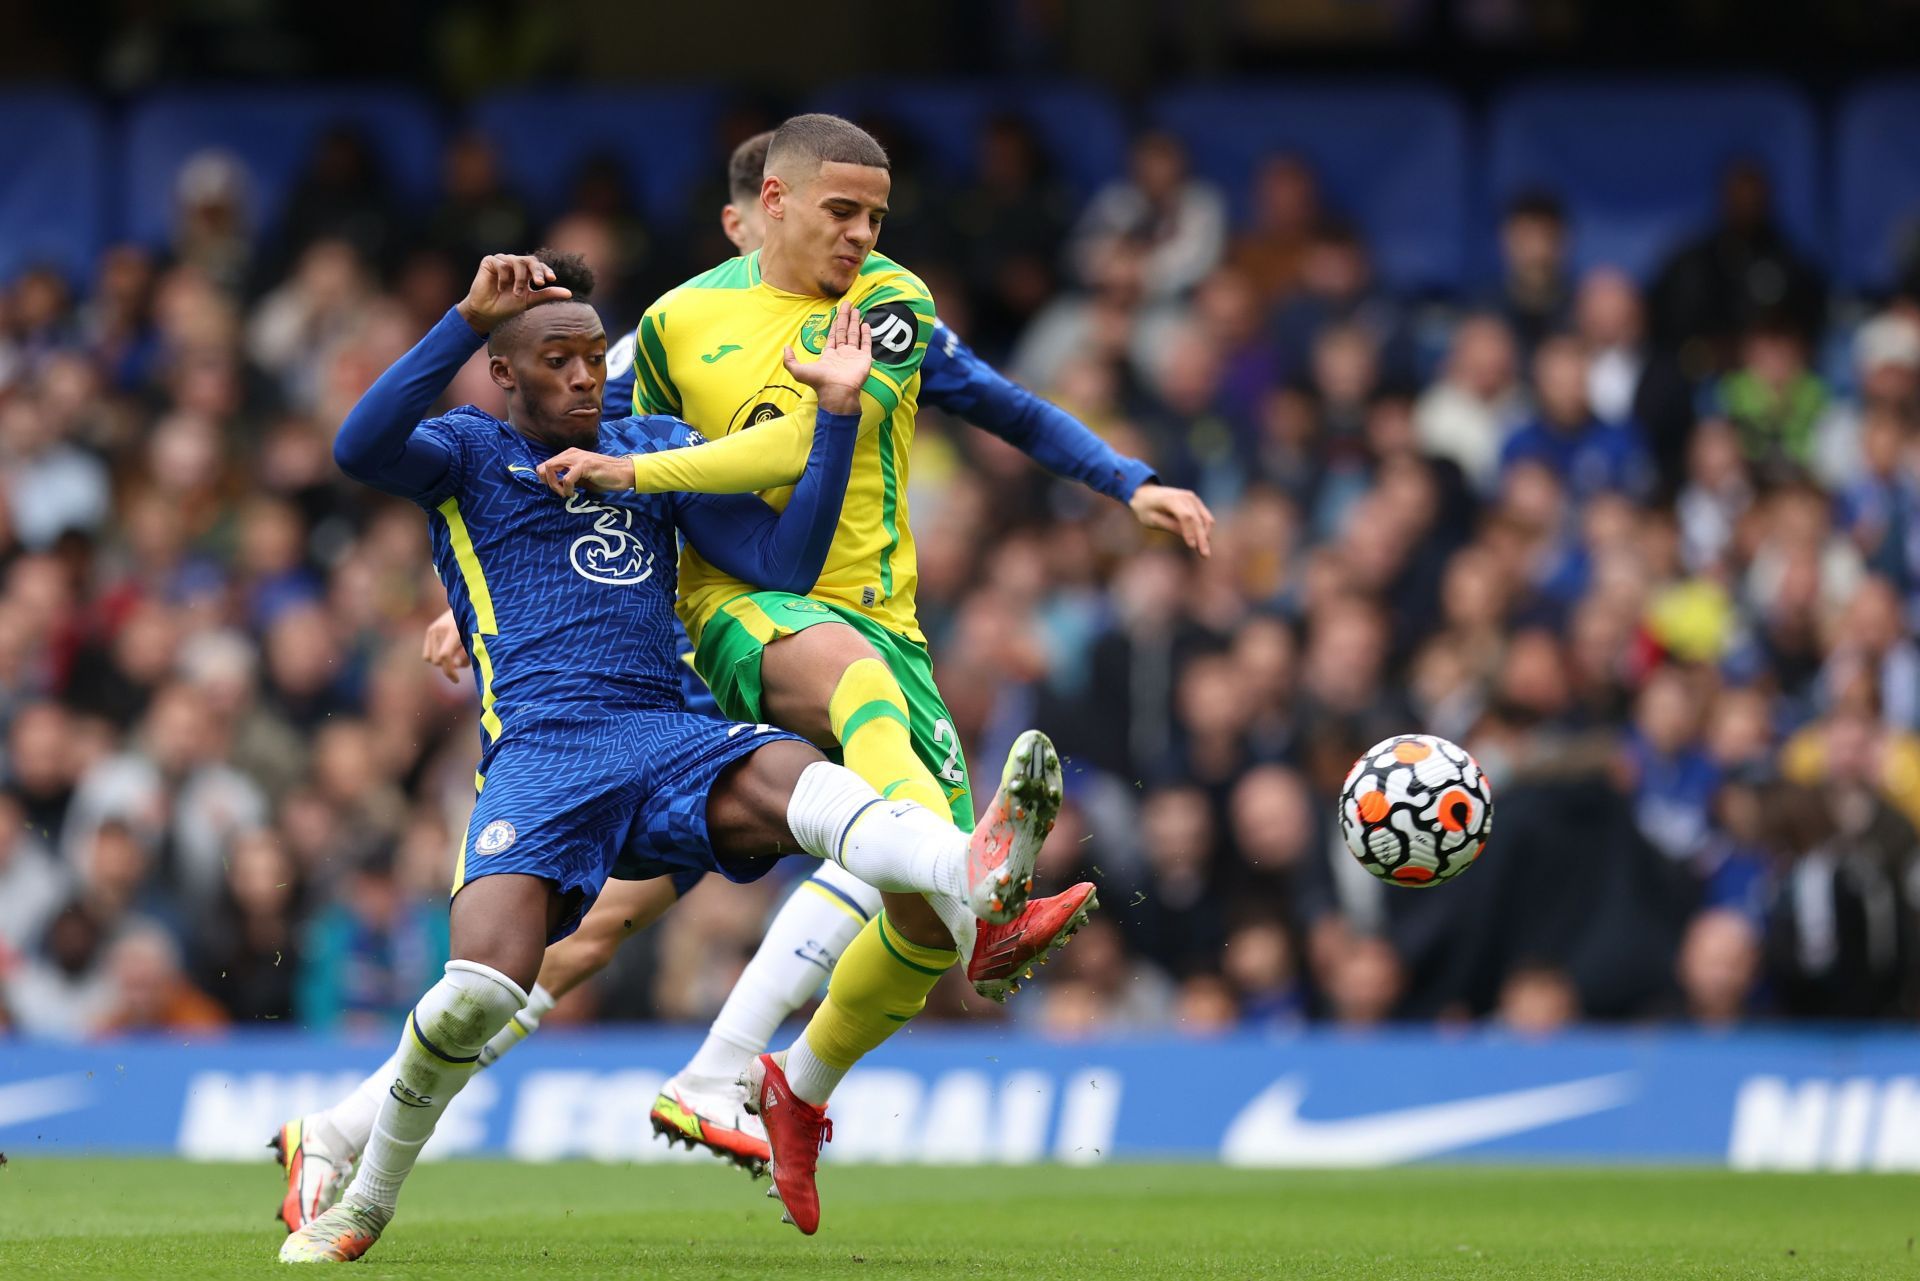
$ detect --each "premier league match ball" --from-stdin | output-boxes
[1338,733,1493,887]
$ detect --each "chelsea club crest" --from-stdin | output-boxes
[476,820,518,854]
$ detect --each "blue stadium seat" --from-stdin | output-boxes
[468,89,726,228]
[1485,79,1821,282]
[1835,80,1920,293]
[121,88,442,252]
[1149,83,1469,292]
[807,81,1128,199]
[0,92,107,284]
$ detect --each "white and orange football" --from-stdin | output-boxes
[1338,734,1493,887]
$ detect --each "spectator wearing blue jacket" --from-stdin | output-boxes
[1501,334,1655,504]
[294,850,448,1034]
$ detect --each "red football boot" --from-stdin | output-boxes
[743,1053,833,1235]
[970,881,1098,1002]
[964,729,1062,924]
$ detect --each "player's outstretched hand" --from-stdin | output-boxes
[782,304,872,417]
[455,254,571,333]
[1129,483,1216,558]
[536,447,636,499]
[421,608,468,685]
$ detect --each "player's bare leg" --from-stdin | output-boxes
[280,875,559,1263]
[478,876,679,1065]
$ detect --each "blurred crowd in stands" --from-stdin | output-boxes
[3,101,1920,1043]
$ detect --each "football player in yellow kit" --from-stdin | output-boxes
[537,114,1210,1232]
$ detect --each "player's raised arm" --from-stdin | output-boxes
[921,322,1215,557]
[334,254,569,500]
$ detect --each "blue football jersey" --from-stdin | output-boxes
[602,330,639,423]
[412,407,703,726]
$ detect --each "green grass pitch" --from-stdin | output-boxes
[1,1158,1916,1279]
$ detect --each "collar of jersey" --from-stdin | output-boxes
[746,250,860,310]
[497,416,601,467]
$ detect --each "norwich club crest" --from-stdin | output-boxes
[799,309,834,355]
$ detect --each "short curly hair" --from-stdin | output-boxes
[487,248,598,353]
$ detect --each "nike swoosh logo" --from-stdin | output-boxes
[508,464,539,475]
[0,1074,90,1130]
[701,344,743,364]
[1220,1072,1636,1167]
[792,941,835,974]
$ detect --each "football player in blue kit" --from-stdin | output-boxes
[278,251,1056,1262]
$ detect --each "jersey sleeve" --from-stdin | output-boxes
[629,297,683,418]
[332,306,484,506]
[919,322,1157,503]
[627,409,814,494]
[854,269,936,417]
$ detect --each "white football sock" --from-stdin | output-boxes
[478,982,556,1068]
[312,1050,399,1161]
[314,978,556,1159]
[686,864,879,1081]
[785,761,967,899]
[781,1038,844,1107]
[926,889,980,970]
[342,960,526,1215]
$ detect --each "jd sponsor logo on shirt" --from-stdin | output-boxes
[861,302,919,365]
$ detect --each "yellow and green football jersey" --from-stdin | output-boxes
[627,249,936,644]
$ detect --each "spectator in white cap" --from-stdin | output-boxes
[173,149,253,292]
[1816,310,1920,487]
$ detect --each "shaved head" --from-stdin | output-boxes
[765,113,888,182]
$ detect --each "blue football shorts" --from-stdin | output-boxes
[456,707,804,941]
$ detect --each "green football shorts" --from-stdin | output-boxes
[691,591,974,826]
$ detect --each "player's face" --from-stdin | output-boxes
[767,160,889,297]
[494,302,607,450]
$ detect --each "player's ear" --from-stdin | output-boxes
[488,352,515,392]
[720,204,748,252]
[761,174,785,222]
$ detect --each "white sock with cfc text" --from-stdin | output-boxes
[341,960,525,1215]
